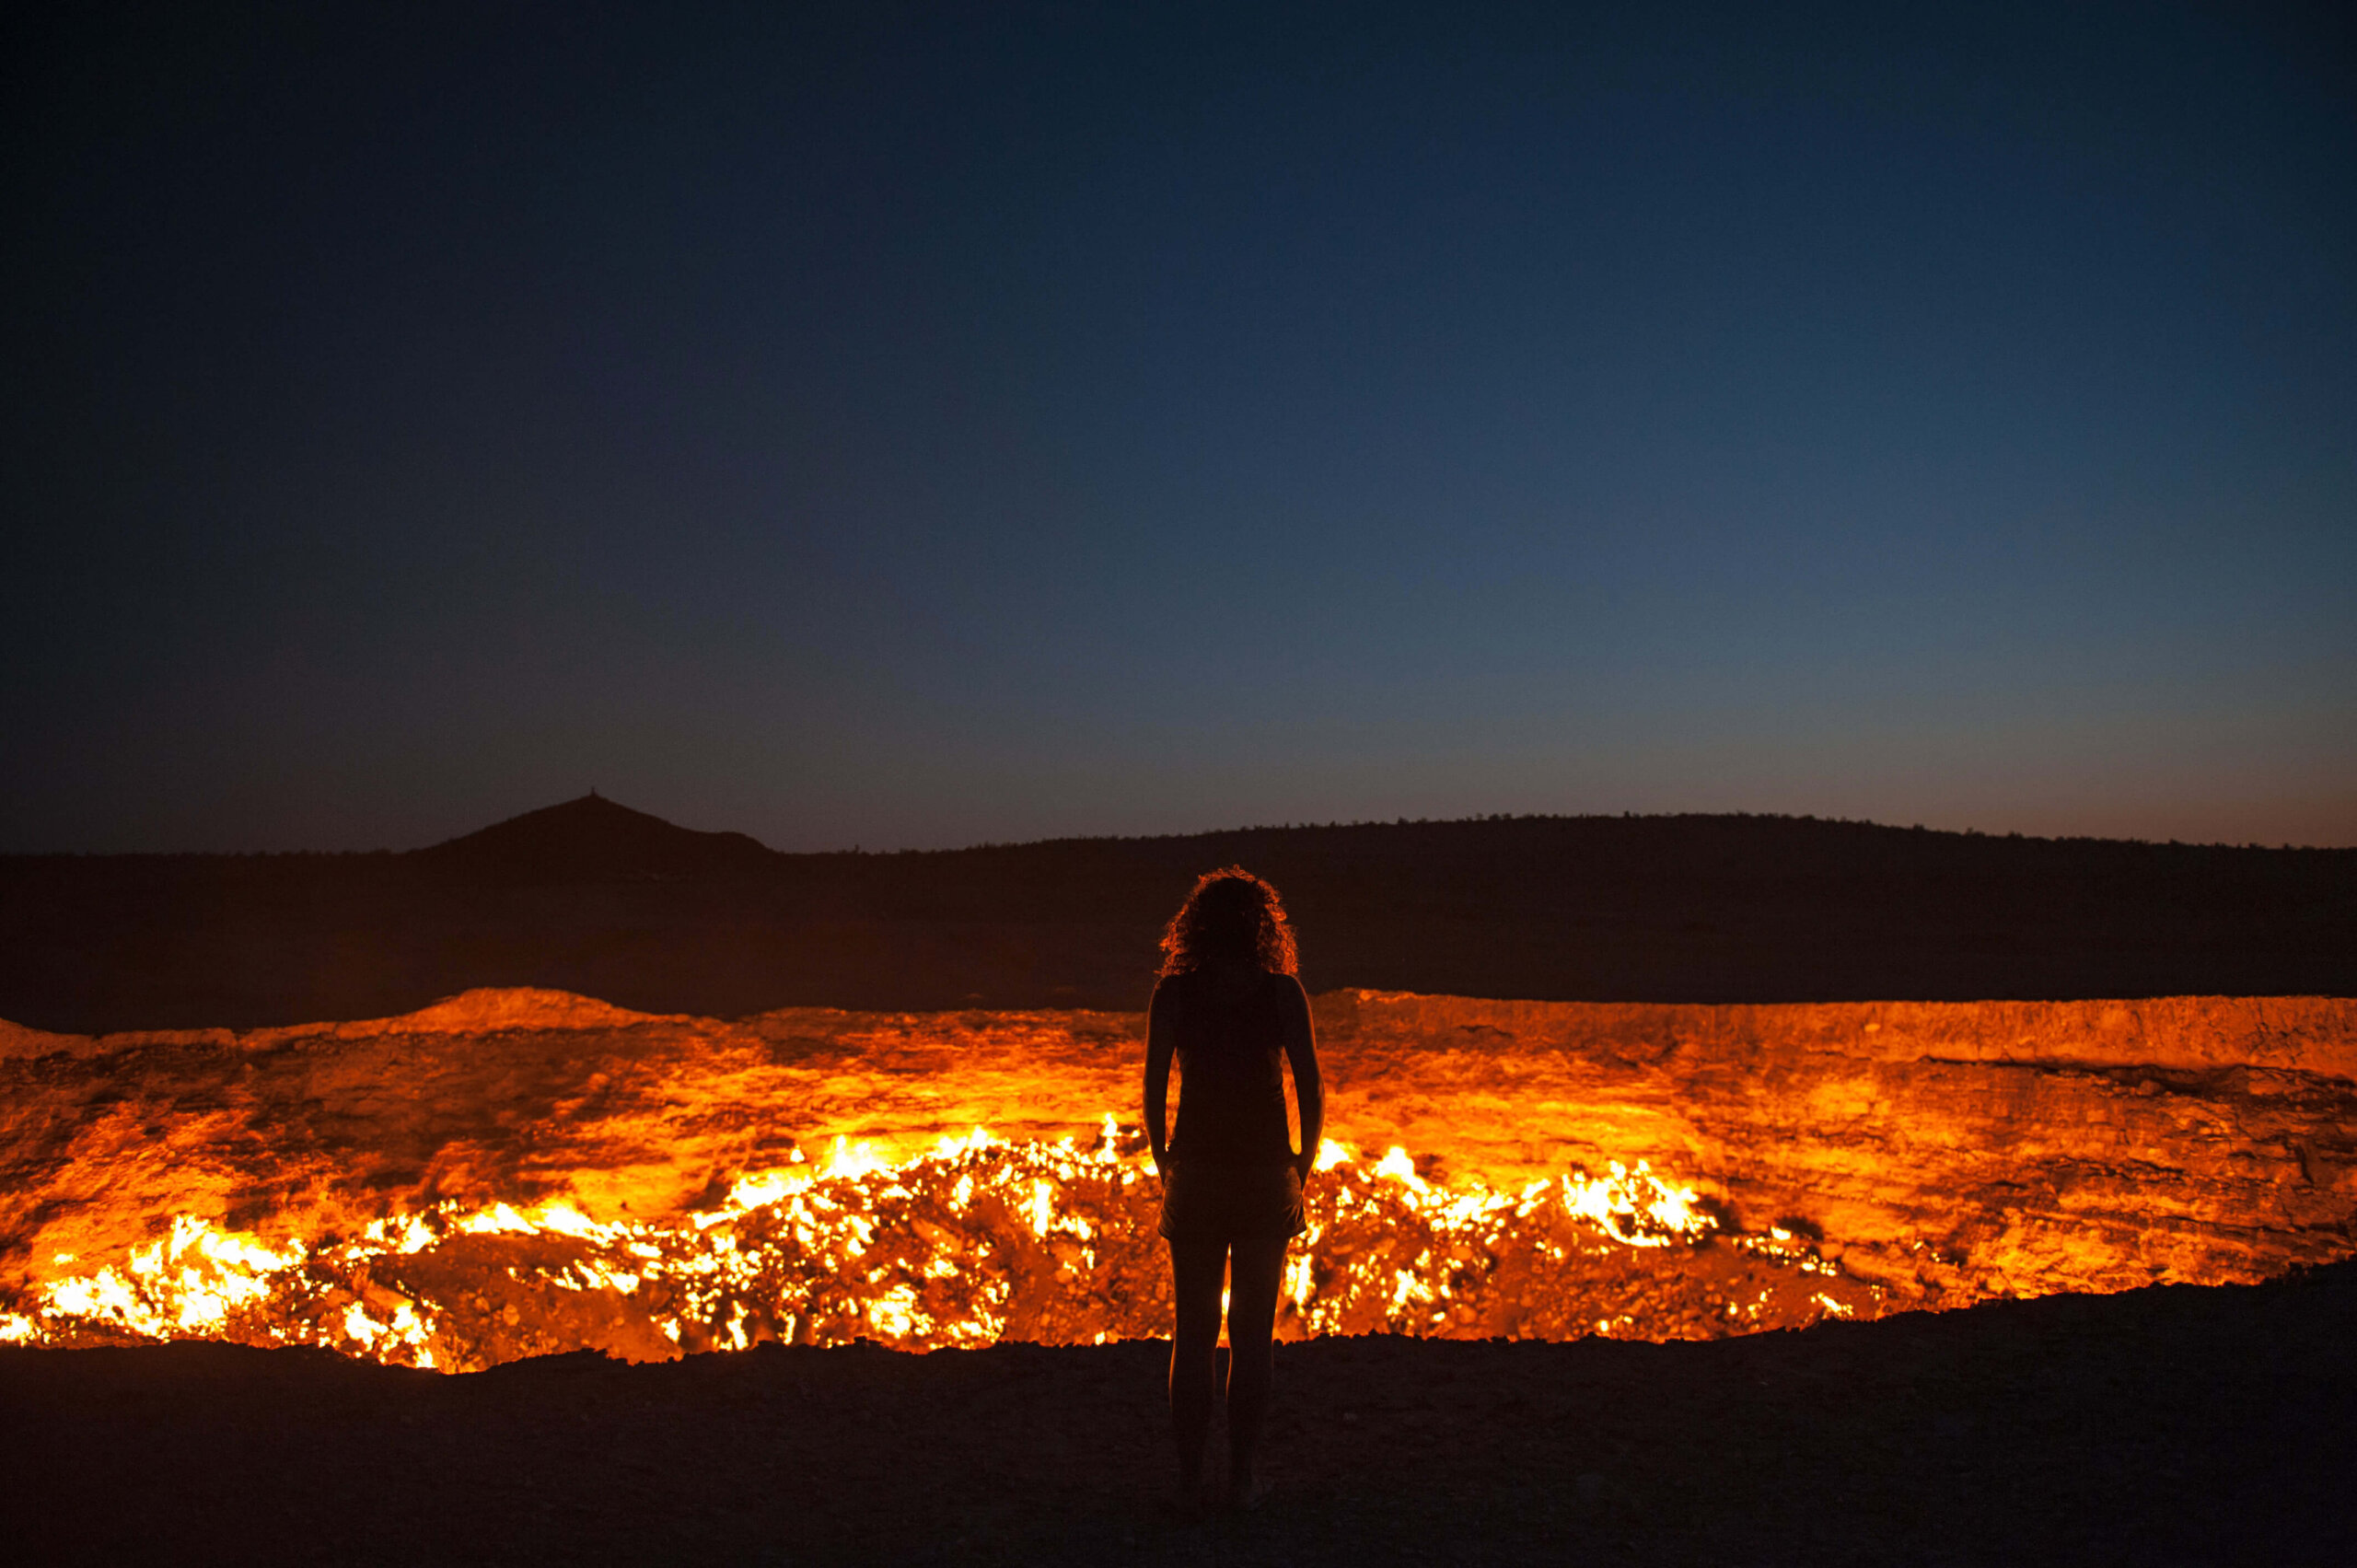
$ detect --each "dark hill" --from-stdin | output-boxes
[414,795,779,881]
[2,804,2351,1031]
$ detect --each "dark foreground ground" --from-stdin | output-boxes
[5,1260,2353,1567]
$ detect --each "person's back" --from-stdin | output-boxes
[1162,964,1295,1168]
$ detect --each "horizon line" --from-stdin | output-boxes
[7,797,2351,860]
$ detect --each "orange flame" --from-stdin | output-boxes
[0,1114,1876,1369]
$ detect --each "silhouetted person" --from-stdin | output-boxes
[1144,866,1324,1513]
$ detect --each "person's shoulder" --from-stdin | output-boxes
[1258,969,1307,1003]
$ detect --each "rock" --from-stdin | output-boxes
[1,988,2351,1359]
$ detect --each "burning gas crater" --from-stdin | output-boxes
[3,987,2350,1371]
[3,1121,1865,1371]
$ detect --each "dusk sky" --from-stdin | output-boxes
[6,2,2351,854]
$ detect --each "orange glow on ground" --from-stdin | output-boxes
[3,988,2350,1369]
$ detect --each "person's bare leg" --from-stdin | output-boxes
[1223,1234,1287,1509]
[1167,1236,1226,1511]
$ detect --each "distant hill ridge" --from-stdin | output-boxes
[3,797,2351,1031]
[421,793,2346,867]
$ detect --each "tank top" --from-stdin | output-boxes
[1165,967,1294,1165]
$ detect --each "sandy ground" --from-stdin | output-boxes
[5,1260,2351,1567]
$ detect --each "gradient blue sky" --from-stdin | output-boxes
[6,2,2352,852]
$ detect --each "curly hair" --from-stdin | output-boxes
[1157,865,1299,978]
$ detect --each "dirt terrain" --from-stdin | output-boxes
[6,987,2351,1361]
[5,1259,2351,1566]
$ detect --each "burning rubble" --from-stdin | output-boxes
[1,988,2349,1369]
[1,1122,1870,1370]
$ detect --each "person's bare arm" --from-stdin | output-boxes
[1280,975,1323,1184]
[1144,980,1176,1181]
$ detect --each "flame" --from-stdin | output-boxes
[39,1215,308,1341]
[4,1118,1878,1369]
[1554,1160,1712,1249]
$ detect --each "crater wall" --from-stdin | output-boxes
[1314,992,2357,1301]
[4,990,2351,1316]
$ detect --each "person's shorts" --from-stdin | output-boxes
[1156,1156,1305,1244]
